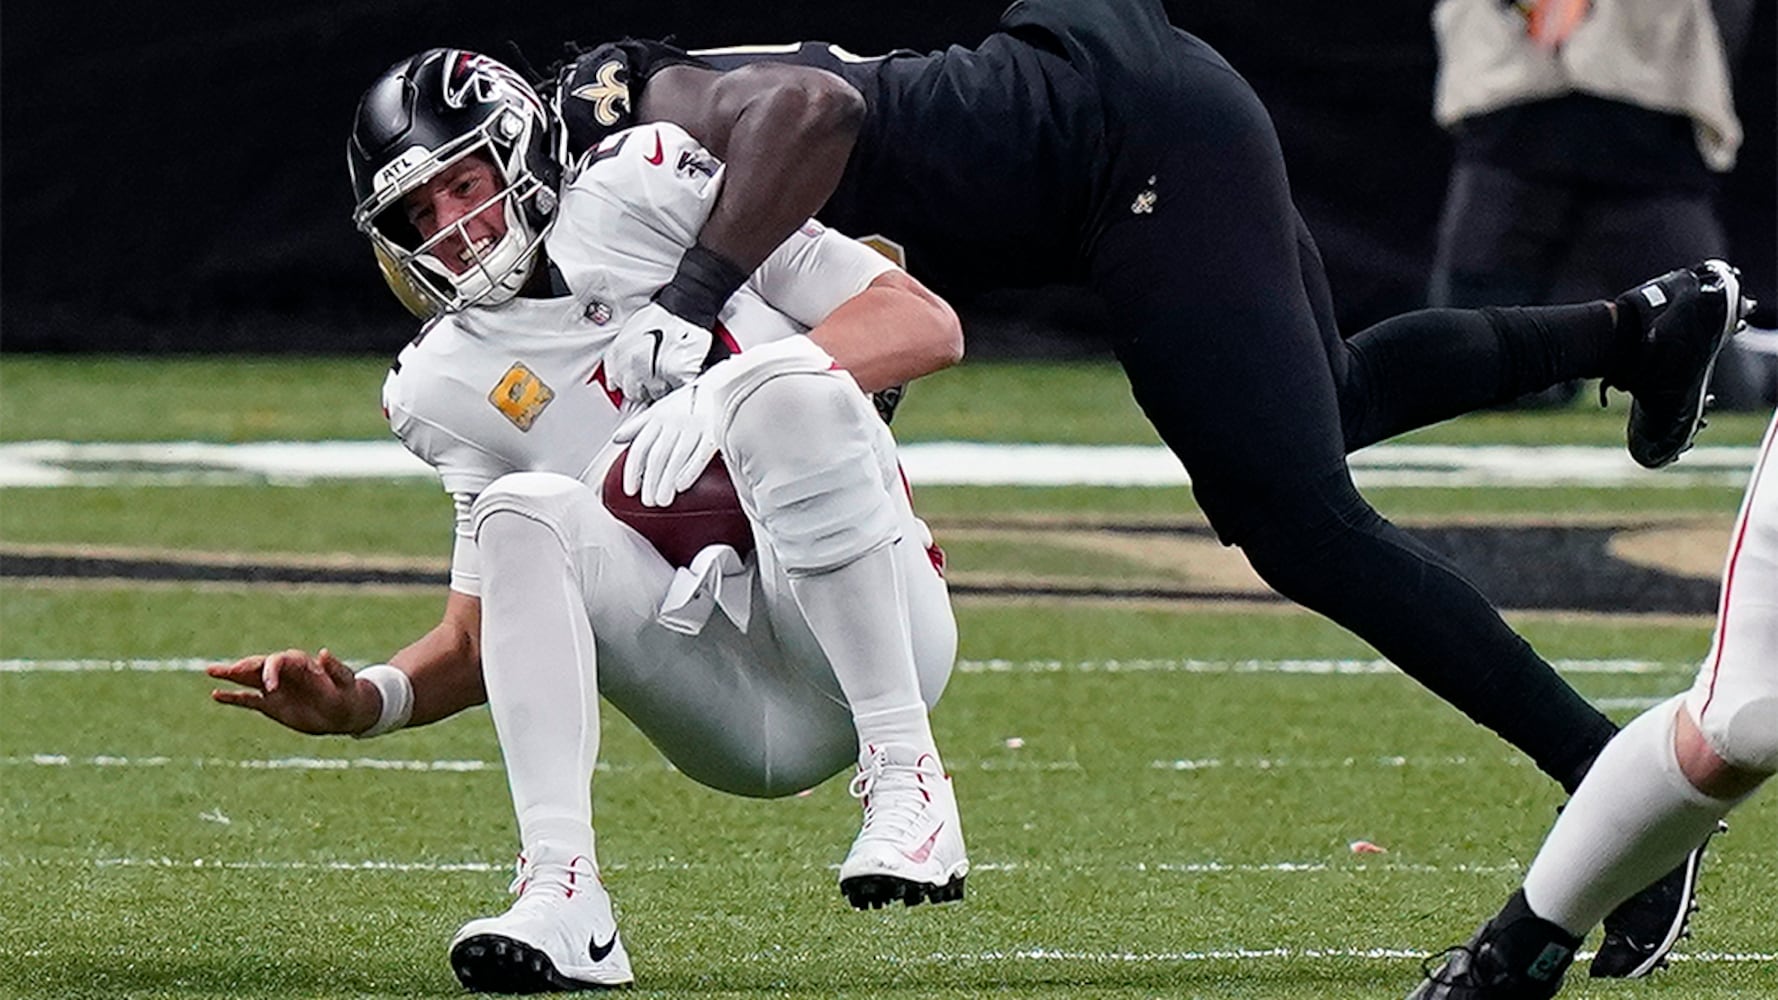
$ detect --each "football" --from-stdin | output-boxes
[601,451,755,568]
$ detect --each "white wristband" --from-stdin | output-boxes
[353,664,414,739]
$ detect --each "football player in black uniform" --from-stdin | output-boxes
[544,0,1753,977]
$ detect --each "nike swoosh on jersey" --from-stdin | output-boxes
[645,131,665,165]
[588,931,619,963]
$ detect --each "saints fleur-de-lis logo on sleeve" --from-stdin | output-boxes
[572,60,630,127]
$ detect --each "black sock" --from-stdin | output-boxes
[1483,889,1584,983]
[1339,303,1617,450]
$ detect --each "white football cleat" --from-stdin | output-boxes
[838,743,969,909]
[449,848,634,992]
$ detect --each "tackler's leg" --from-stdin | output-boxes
[1087,49,1618,792]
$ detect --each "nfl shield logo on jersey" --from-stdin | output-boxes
[584,299,614,325]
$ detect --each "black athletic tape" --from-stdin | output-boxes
[653,243,749,330]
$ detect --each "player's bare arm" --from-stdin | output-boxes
[389,590,486,724]
[208,590,486,735]
[809,270,962,393]
[640,63,863,273]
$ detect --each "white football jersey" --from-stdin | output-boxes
[383,121,896,594]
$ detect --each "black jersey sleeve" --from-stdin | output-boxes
[553,39,709,159]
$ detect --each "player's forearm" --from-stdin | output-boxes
[383,593,486,727]
[699,91,859,270]
[647,64,864,275]
[809,271,964,392]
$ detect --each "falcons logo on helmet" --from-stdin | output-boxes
[442,51,543,115]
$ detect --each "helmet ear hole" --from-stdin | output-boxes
[372,205,424,253]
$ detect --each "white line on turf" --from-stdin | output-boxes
[1150,755,1514,772]
[955,658,1682,675]
[1594,696,1668,710]
[0,440,1761,488]
[6,753,1533,774]
[4,754,501,772]
[873,948,1778,965]
[0,658,217,672]
[0,657,1690,676]
[30,857,1521,876]
[22,857,1778,965]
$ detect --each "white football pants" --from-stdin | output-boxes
[469,463,955,799]
[1682,409,1778,774]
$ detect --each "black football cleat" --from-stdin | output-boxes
[1589,822,1724,978]
[1407,890,1579,1000]
[1607,260,1754,469]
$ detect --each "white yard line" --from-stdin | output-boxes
[3,754,502,772]
[1,753,1537,775]
[874,947,1778,965]
[0,856,1521,877]
[0,657,1692,676]
[1150,755,1511,772]
[0,440,1761,488]
[955,657,1686,676]
[0,658,217,672]
[7,860,1772,964]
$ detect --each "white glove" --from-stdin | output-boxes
[605,302,714,404]
[611,382,718,508]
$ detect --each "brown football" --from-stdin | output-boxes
[601,451,755,568]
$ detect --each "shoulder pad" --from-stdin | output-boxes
[554,39,707,159]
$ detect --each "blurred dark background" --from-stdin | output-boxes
[3,1,1772,357]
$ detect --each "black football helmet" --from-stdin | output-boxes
[348,49,560,317]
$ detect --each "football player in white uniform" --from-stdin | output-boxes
[207,49,968,992]
[1409,411,1777,1000]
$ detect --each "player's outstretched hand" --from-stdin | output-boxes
[208,648,378,736]
[612,383,718,508]
[605,302,713,404]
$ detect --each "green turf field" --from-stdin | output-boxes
[3,357,1774,999]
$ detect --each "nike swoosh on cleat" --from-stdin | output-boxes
[645,132,665,165]
[589,931,619,963]
[901,824,943,865]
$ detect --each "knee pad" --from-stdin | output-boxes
[700,339,899,574]
[471,471,597,552]
[1696,693,1778,774]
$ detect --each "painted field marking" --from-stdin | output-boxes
[4,752,1539,775]
[1151,755,1513,772]
[0,440,1760,488]
[2,754,663,777]
[954,657,1684,676]
[10,861,1773,964]
[0,856,1525,877]
[0,657,1694,676]
[5,754,501,772]
[0,658,217,672]
[5,857,1768,965]
[875,947,1778,966]
[1595,695,1668,710]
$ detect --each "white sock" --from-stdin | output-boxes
[1522,697,1736,935]
[478,510,600,862]
[787,541,936,756]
